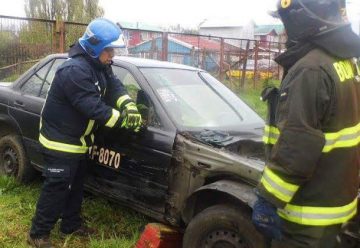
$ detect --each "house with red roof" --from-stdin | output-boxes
[254,24,286,48]
[128,35,241,72]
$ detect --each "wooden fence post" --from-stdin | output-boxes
[219,37,224,81]
[253,40,259,89]
[53,20,66,53]
[162,32,168,61]
[240,40,250,89]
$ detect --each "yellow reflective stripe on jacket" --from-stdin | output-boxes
[39,134,88,154]
[260,167,300,203]
[80,120,95,146]
[105,109,120,128]
[263,125,280,145]
[323,122,360,153]
[116,95,131,109]
[278,197,358,226]
[263,123,360,152]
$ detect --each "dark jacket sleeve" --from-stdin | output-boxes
[257,67,332,208]
[104,66,133,111]
[61,65,120,127]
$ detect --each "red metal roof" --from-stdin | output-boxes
[172,35,242,52]
[173,35,221,50]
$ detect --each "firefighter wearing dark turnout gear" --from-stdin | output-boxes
[28,19,141,248]
[39,46,129,156]
[253,0,360,247]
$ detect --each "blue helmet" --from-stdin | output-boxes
[79,18,125,58]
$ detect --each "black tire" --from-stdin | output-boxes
[0,134,36,183]
[183,204,267,248]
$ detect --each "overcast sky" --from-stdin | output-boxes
[1,0,359,33]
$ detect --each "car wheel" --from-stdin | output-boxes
[0,134,36,183]
[183,204,268,248]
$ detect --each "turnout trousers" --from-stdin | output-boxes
[30,153,87,238]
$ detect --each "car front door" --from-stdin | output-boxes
[86,65,176,220]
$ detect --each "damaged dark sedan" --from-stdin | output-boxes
[0,54,268,247]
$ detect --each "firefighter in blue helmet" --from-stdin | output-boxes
[27,18,142,248]
[252,0,360,247]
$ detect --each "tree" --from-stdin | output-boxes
[21,0,104,53]
[164,24,198,34]
[24,0,104,22]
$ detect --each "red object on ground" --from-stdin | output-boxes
[135,223,183,248]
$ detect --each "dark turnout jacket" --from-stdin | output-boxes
[40,43,130,157]
[258,26,360,226]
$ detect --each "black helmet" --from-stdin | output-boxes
[274,0,349,42]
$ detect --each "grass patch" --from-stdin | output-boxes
[1,74,18,82]
[238,87,267,119]
[221,78,281,120]
[0,176,148,248]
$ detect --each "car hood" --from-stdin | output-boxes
[184,124,264,148]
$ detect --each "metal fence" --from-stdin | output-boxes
[0,15,87,80]
[0,15,285,89]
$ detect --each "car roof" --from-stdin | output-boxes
[47,53,201,71]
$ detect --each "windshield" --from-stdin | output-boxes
[140,68,264,131]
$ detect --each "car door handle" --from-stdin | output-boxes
[14,100,25,108]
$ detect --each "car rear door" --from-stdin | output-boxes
[8,58,66,167]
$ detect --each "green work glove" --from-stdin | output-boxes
[121,102,142,132]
